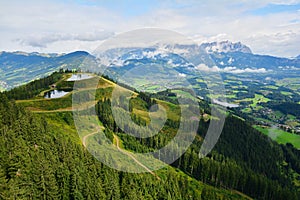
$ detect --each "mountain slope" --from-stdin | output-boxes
[0,74,251,200]
[8,72,300,199]
[209,52,300,70]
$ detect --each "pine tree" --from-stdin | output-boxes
[0,167,8,199]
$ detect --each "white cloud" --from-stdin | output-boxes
[195,64,220,72]
[195,64,269,73]
[17,31,114,48]
[0,0,300,57]
[225,67,268,73]
[178,73,187,77]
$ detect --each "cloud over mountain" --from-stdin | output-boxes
[1,1,300,56]
[195,64,269,73]
[17,31,114,48]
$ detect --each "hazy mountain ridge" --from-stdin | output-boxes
[209,52,300,71]
[0,51,92,90]
[1,41,300,90]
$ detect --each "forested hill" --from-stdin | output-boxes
[1,71,300,199]
[0,73,249,199]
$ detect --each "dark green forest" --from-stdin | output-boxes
[96,96,300,200]
[0,93,248,200]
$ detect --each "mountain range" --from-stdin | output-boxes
[1,41,300,90]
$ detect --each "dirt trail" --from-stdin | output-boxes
[113,134,161,180]
[82,131,99,147]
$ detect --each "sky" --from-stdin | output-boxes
[0,0,300,57]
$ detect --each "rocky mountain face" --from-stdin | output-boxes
[200,41,252,54]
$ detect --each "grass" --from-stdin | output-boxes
[250,94,270,107]
[281,91,293,96]
[224,79,242,84]
[236,93,270,111]
[276,78,300,91]
[226,94,237,99]
[276,77,300,85]
[264,85,278,90]
[253,125,300,149]
[155,99,181,122]
[286,121,300,128]
[17,75,116,111]
[17,93,73,110]
[172,89,197,100]
[287,114,296,120]
[241,107,252,113]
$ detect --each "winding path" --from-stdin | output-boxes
[82,128,160,180]
[82,128,101,147]
[113,135,161,180]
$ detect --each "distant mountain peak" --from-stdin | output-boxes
[200,40,252,54]
[67,51,90,56]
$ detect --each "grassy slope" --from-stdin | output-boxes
[253,125,300,149]
[16,73,252,199]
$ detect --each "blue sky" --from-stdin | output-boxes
[0,0,300,57]
[69,0,300,18]
[249,3,300,15]
[71,0,160,17]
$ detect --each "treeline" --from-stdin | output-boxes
[173,150,297,200]
[4,72,63,100]
[267,102,300,118]
[172,115,300,199]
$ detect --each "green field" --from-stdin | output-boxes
[250,94,270,107]
[281,91,293,96]
[264,85,278,90]
[254,125,300,149]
